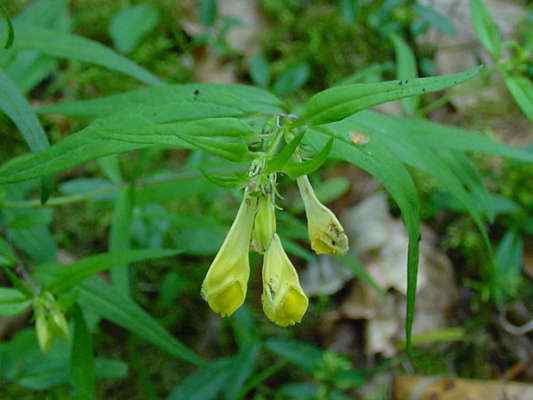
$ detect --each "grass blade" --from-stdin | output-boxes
[11,26,161,85]
[71,305,96,400]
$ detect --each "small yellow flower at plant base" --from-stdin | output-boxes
[201,190,258,317]
[252,194,276,253]
[296,175,349,256]
[33,299,53,353]
[32,292,70,353]
[262,234,308,327]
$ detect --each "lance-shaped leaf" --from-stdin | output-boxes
[43,249,180,293]
[0,70,52,202]
[1,4,14,49]
[470,0,502,60]
[78,277,203,366]
[390,33,419,115]
[283,137,333,179]
[97,118,254,162]
[37,83,284,118]
[7,26,161,85]
[71,305,96,400]
[0,287,31,316]
[298,66,482,126]
[0,115,254,184]
[264,131,305,174]
[503,74,533,122]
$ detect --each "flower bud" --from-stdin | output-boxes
[43,292,70,339]
[33,292,70,353]
[297,176,349,256]
[252,194,276,253]
[33,299,53,353]
[262,234,308,327]
[201,190,258,317]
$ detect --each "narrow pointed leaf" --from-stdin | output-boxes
[470,0,502,60]
[0,70,52,201]
[110,186,134,297]
[9,26,161,85]
[45,249,180,293]
[71,305,96,400]
[390,33,419,115]
[37,84,283,118]
[283,137,333,179]
[78,277,202,366]
[264,131,305,174]
[503,74,533,121]
[299,66,482,125]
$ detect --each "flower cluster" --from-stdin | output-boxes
[201,171,348,327]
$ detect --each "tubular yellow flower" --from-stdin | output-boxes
[262,234,308,327]
[201,190,258,317]
[297,175,349,256]
[252,194,276,253]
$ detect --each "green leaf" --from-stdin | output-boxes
[273,63,310,97]
[225,343,260,400]
[283,137,333,179]
[493,230,523,304]
[7,26,161,85]
[199,168,248,188]
[199,0,218,27]
[339,0,358,24]
[299,66,482,126]
[1,4,14,49]
[110,186,134,297]
[5,0,69,93]
[264,132,305,174]
[503,74,533,121]
[78,277,202,365]
[0,113,254,184]
[44,249,180,293]
[167,344,260,400]
[0,70,49,153]
[0,287,31,316]
[37,83,283,118]
[470,0,502,59]
[0,56,53,203]
[390,33,419,115]
[414,4,456,37]
[167,358,230,400]
[109,4,159,54]
[96,117,254,162]
[0,237,16,267]
[249,53,270,88]
[265,338,323,373]
[0,329,127,390]
[71,305,96,400]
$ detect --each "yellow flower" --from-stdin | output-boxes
[262,234,308,327]
[201,190,258,317]
[297,175,349,255]
[252,194,276,253]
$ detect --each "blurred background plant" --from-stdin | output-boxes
[0,0,532,399]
